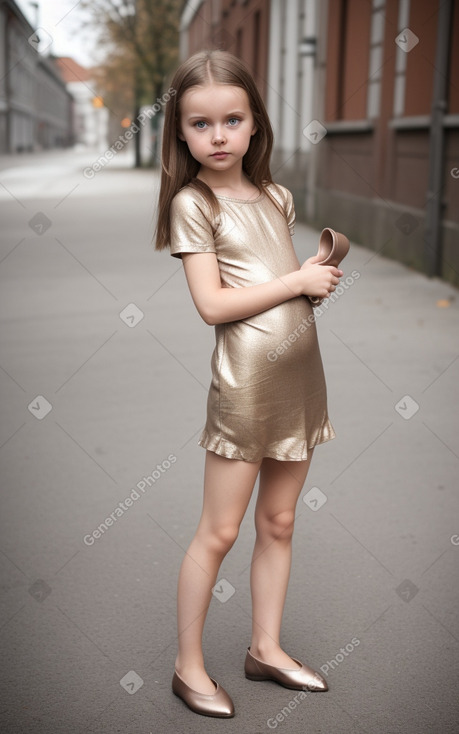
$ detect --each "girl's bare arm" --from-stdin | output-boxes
[181,252,342,325]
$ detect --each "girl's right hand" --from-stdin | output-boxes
[298,261,343,299]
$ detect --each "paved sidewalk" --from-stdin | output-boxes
[0,150,458,733]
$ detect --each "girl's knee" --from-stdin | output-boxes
[197,523,240,555]
[255,509,295,541]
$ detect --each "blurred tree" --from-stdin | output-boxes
[81,0,184,167]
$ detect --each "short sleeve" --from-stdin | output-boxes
[266,183,296,237]
[169,188,217,259]
[285,188,296,237]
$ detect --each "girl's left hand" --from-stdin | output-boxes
[301,255,324,268]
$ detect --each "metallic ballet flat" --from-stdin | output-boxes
[244,647,328,692]
[172,669,235,718]
[309,227,351,306]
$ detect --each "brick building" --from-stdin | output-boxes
[179,0,459,284]
[180,0,270,100]
[317,0,459,283]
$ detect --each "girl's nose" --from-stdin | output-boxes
[212,127,226,144]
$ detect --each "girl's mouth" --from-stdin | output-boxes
[211,152,229,159]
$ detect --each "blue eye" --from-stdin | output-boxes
[228,118,240,126]
[195,121,207,129]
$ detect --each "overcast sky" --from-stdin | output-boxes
[16,0,99,67]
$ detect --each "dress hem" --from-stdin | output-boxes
[197,424,336,462]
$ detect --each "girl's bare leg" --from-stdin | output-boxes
[174,450,262,694]
[249,450,314,669]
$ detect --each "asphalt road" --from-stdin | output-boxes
[0,147,458,734]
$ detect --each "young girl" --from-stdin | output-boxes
[155,49,343,719]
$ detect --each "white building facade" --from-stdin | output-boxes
[0,0,73,153]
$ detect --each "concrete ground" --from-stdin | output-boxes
[0,147,458,734]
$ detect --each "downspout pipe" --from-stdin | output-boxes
[424,0,453,277]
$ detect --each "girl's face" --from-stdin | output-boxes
[178,83,257,176]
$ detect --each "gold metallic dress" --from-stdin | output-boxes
[170,182,335,462]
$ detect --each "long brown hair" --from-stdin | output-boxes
[154,49,282,250]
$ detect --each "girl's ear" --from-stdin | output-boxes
[177,129,185,141]
[251,126,257,136]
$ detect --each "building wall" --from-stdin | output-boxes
[180,0,270,101]
[266,0,318,219]
[65,81,108,150]
[1,4,37,152]
[316,0,459,284]
[35,58,74,149]
[0,0,74,153]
